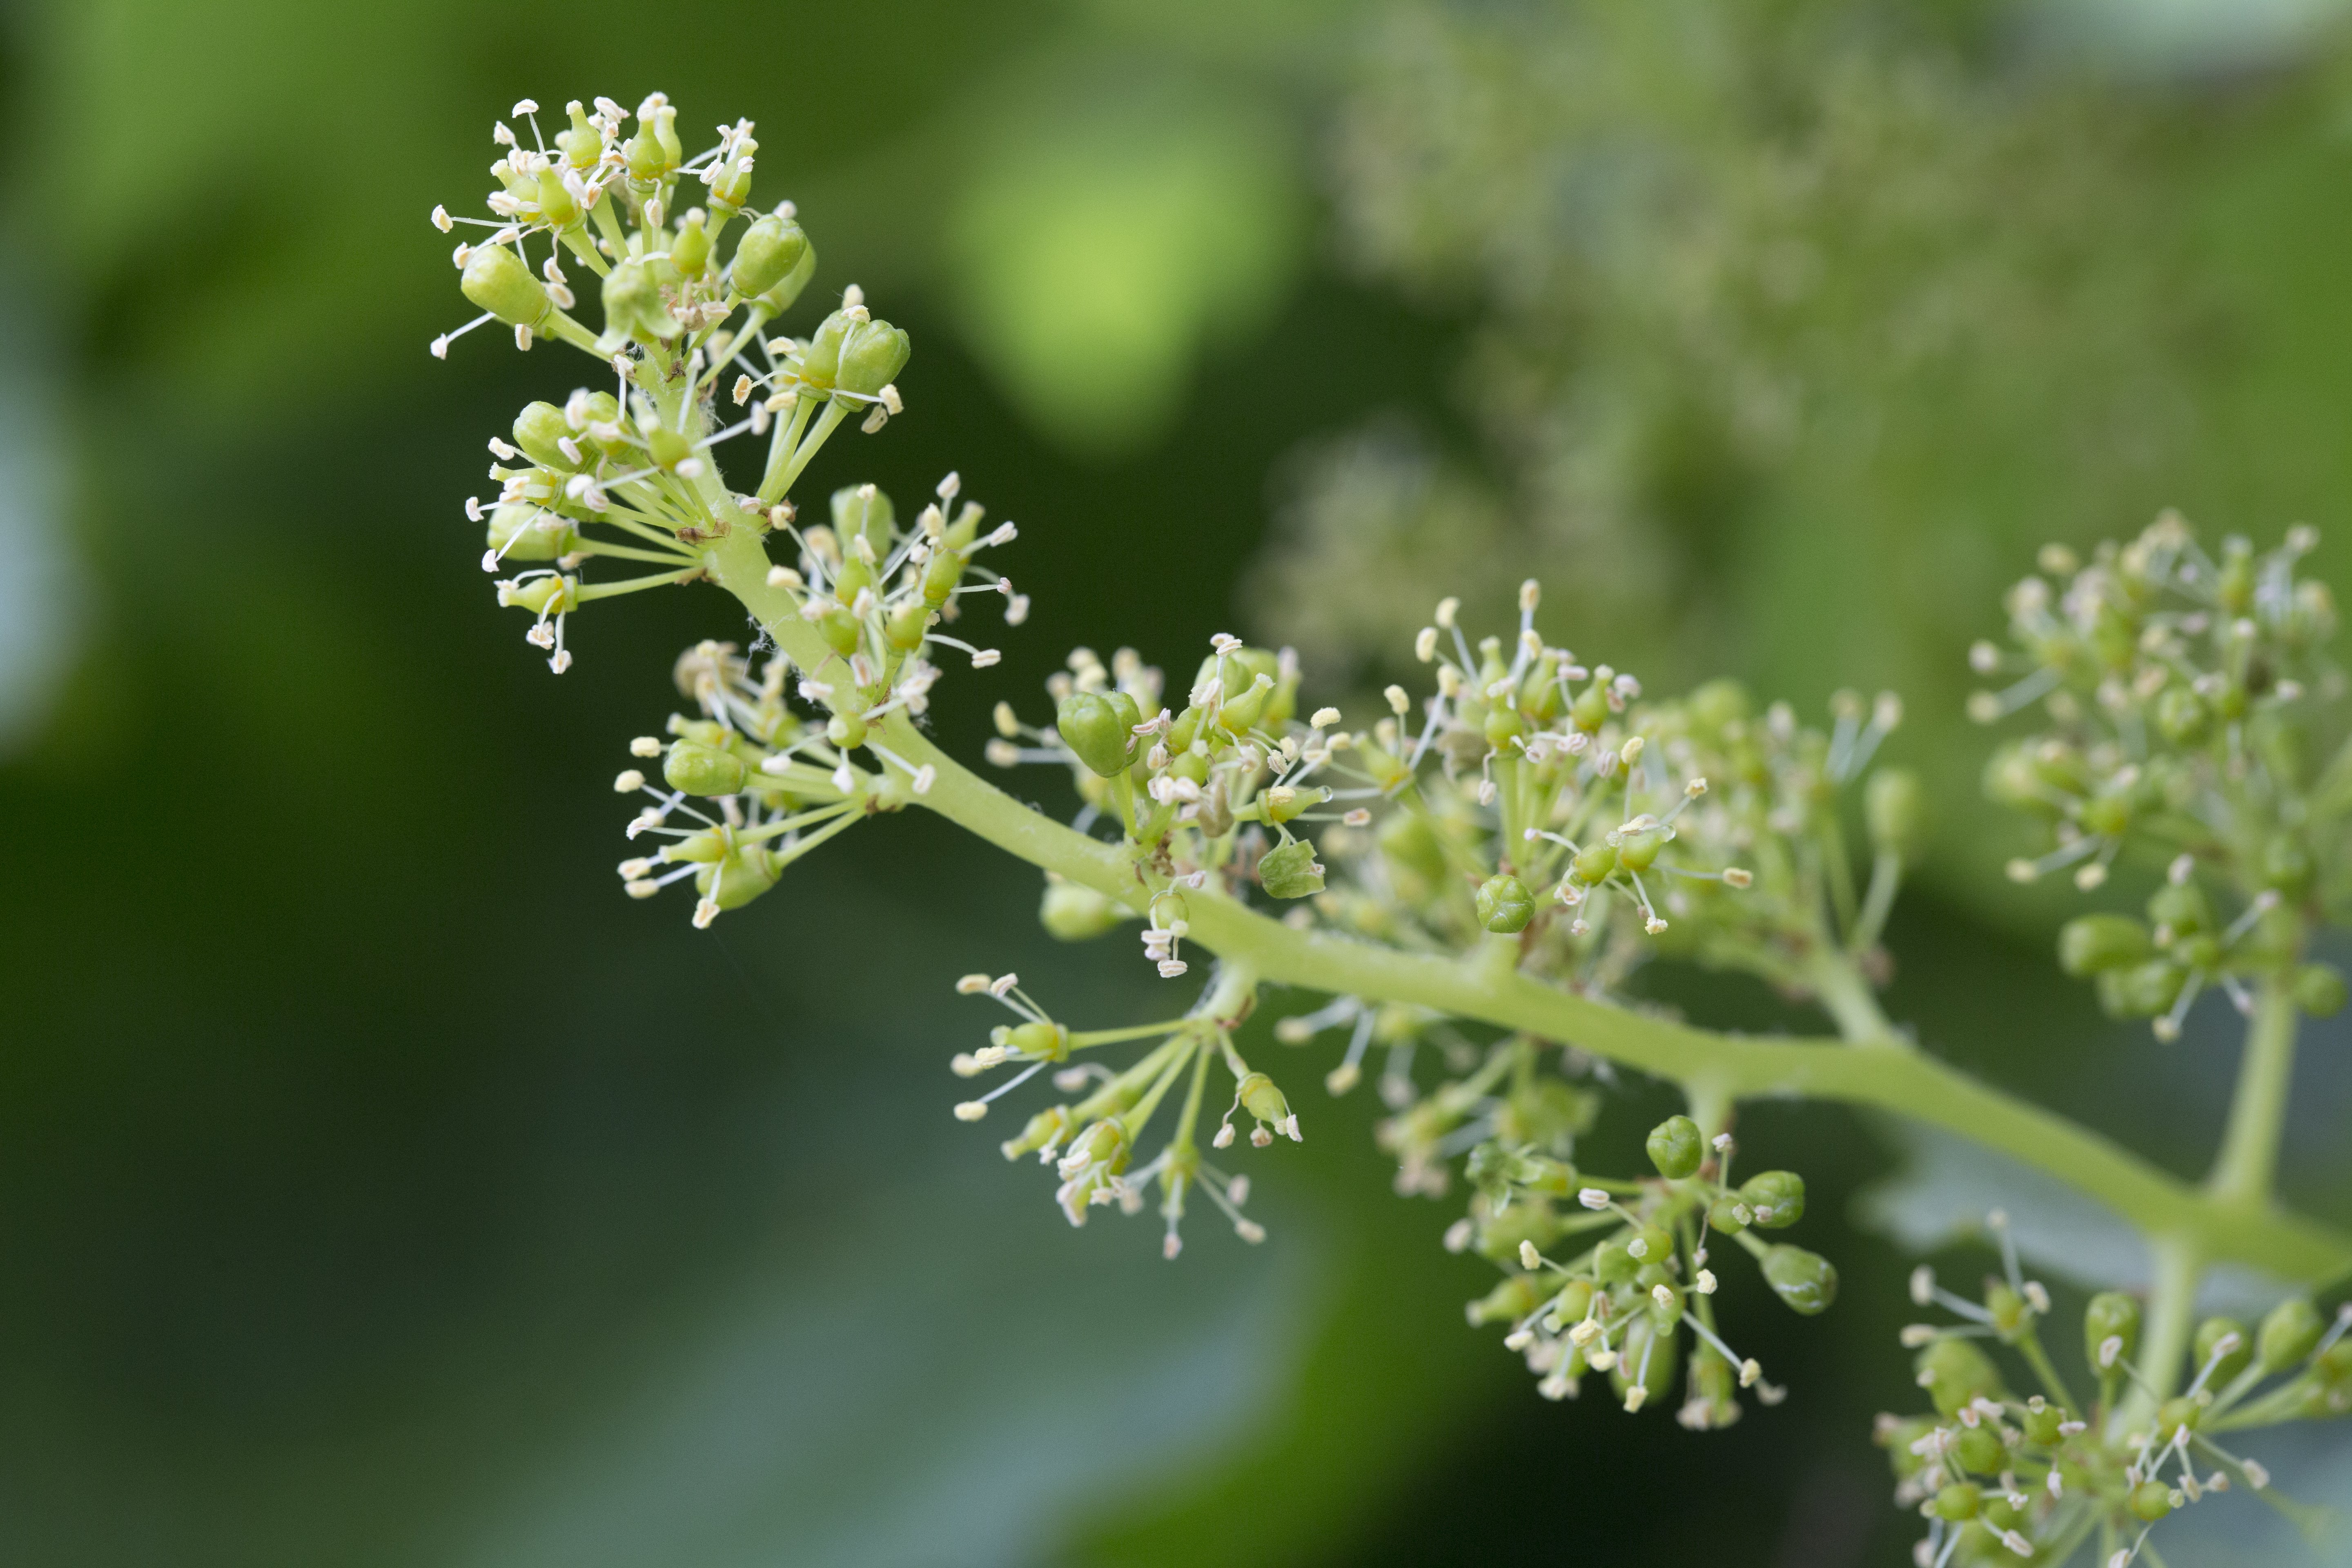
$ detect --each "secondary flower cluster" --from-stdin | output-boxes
[989,634,1334,980]
[600,474,1025,926]
[1443,1094,1832,1427]
[1976,514,2352,1033]
[1878,1212,2352,1566]
[992,586,1915,1031]
[437,92,915,676]
[947,964,1291,1256]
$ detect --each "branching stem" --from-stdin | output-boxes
[697,528,2352,1293]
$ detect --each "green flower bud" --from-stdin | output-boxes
[2096,960,2185,1020]
[485,502,574,562]
[1594,1236,1638,1286]
[1001,1104,1073,1160]
[671,210,713,277]
[825,712,867,749]
[2156,1396,2201,1440]
[837,319,911,398]
[1571,842,1619,886]
[1916,1336,2004,1417]
[2260,1297,2325,1373]
[800,310,855,389]
[696,844,782,911]
[572,390,626,457]
[2147,880,2213,937]
[2080,791,2133,837]
[511,401,577,470]
[920,547,969,608]
[1218,674,1276,737]
[2295,964,2348,1019]
[1258,836,1326,899]
[1571,684,1610,733]
[535,165,581,230]
[1706,1196,1748,1234]
[1617,828,1662,873]
[811,603,860,657]
[1953,1424,2005,1475]
[2262,833,2315,898]
[461,245,552,328]
[1476,874,1535,934]
[1040,878,1127,940]
[2020,1400,2069,1444]
[2058,914,2154,977]
[664,739,749,797]
[2129,1480,2174,1522]
[709,155,754,215]
[2194,1316,2252,1386]
[1740,1171,1805,1229]
[2085,1292,2141,1372]
[1761,1244,1837,1314]
[1057,692,1136,778]
[602,257,680,342]
[1866,768,1928,864]
[884,599,933,653]
[1237,1071,1292,1127]
[831,484,896,559]
[497,574,577,615]
[1007,1021,1069,1061]
[1466,1273,1545,1326]
[1626,1224,1675,1267]
[1609,1313,1679,1409]
[557,103,603,170]
[1933,1482,1981,1522]
[1544,1278,1596,1331]
[1646,1114,1704,1179]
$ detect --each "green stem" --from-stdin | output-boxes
[2115,1233,2203,1436]
[2207,976,2299,1209]
[1810,951,1901,1046]
[690,542,2352,1290]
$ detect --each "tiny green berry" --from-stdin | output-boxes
[1645,1114,1703,1179]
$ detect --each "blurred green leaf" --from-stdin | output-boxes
[949,81,1303,457]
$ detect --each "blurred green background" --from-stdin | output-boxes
[6,1,2352,1563]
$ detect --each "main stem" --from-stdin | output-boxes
[2207,976,2300,1210]
[693,540,2352,1292]
[2119,974,2302,1425]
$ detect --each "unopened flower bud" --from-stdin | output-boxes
[2258,1296,2324,1373]
[2084,1291,2140,1372]
[461,245,552,328]
[602,256,680,341]
[836,318,911,397]
[728,212,812,301]
[1645,1114,1703,1179]
[2057,914,2154,977]
[1865,768,1927,864]
[1056,690,1139,777]
[1917,1336,2005,1417]
[670,209,713,277]
[1760,1244,1837,1314]
[1739,1170,1804,1228]
[1475,874,1534,934]
[2295,963,2348,1018]
[2194,1316,2252,1386]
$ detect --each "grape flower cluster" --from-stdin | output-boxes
[428,92,2352,1559]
